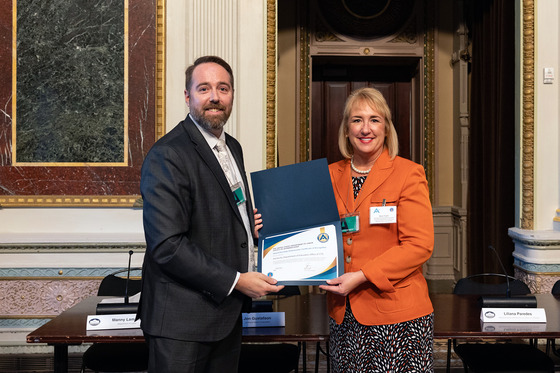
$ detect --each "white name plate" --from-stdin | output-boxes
[242,312,285,328]
[481,322,547,333]
[86,314,140,330]
[480,308,547,323]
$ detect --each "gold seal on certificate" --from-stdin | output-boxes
[261,225,339,284]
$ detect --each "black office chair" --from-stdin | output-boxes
[238,287,301,373]
[449,273,554,372]
[239,343,300,373]
[81,268,147,373]
[546,280,560,358]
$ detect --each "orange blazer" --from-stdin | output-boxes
[328,149,434,325]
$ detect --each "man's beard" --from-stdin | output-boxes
[191,104,231,132]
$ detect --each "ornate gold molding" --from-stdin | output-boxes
[266,0,277,169]
[423,0,436,202]
[156,0,166,140]
[521,0,534,229]
[299,21,311,162]
[0,195,141,207]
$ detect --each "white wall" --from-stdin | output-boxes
[534,0,560,230]
[166,0,267,175]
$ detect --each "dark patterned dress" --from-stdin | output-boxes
[328,176,434,373]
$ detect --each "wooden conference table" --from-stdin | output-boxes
[27,293,560,373]
[432,293,560,373]
[26,293,329,373]
[432,293,560,339]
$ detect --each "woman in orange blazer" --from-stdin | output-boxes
[319,87,434,372]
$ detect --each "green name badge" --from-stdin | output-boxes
[232,183,246,205]
[341,213,359,233]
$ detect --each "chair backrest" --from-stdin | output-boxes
[453,273,531,296]
[551,279,560,295]
[97,268,142,297]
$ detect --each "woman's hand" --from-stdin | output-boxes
[319,271,367,297]
[253,208,263,238]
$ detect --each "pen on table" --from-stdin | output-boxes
[382,199,386,206]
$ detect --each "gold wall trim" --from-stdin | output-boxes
[156,0,166,139]
[423,0,436,201]
[0,195,141,207]
[299,20,310,162]
[266,0,277,169]
[521,0,534,229]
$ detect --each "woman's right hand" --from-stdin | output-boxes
[319,270,367,297]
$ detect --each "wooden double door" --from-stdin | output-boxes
[311,56,422,165]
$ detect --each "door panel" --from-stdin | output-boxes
[311,81,349,163]
[310,57,419,165]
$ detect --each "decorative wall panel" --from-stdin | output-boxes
[510,227,560,293]
[0,279,100,317]
[0,0,164,207]
[186,0,239,138]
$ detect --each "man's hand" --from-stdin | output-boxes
[319,271,367,297]
[253,208,263,238]
[235,272,284,299]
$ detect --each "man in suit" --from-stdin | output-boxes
[139,55,283,373]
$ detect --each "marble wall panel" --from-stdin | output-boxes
[0,0,157,203]
[16,0,126,164]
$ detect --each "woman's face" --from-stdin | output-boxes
[347,102,386,160]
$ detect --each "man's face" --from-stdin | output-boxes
[185,62,234,137]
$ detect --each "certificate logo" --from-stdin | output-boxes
[317,227,329,243]
[267,272,273,277]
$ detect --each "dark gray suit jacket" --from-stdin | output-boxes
[138,115,254,342]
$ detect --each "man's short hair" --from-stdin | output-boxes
[185,56,234,91]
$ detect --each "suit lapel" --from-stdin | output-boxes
[226,134,255,228]
[182,118,243,222]
[332,160,355,214]
[354,149,394,209]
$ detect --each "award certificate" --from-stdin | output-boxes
[261,225,339,283]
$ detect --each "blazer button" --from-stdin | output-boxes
[241,242,248,248]
[346,256,351,263]
[346,238,352,245]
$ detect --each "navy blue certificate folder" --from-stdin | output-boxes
[251,158,344,285]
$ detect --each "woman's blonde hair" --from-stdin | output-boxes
[338,87,399,160]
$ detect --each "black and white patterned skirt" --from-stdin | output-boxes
[329,302,434,373]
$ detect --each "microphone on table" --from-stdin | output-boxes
[478,245,537,308]
[490,245,511,299]
[124,250,133,304]
[96,250,139,315]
